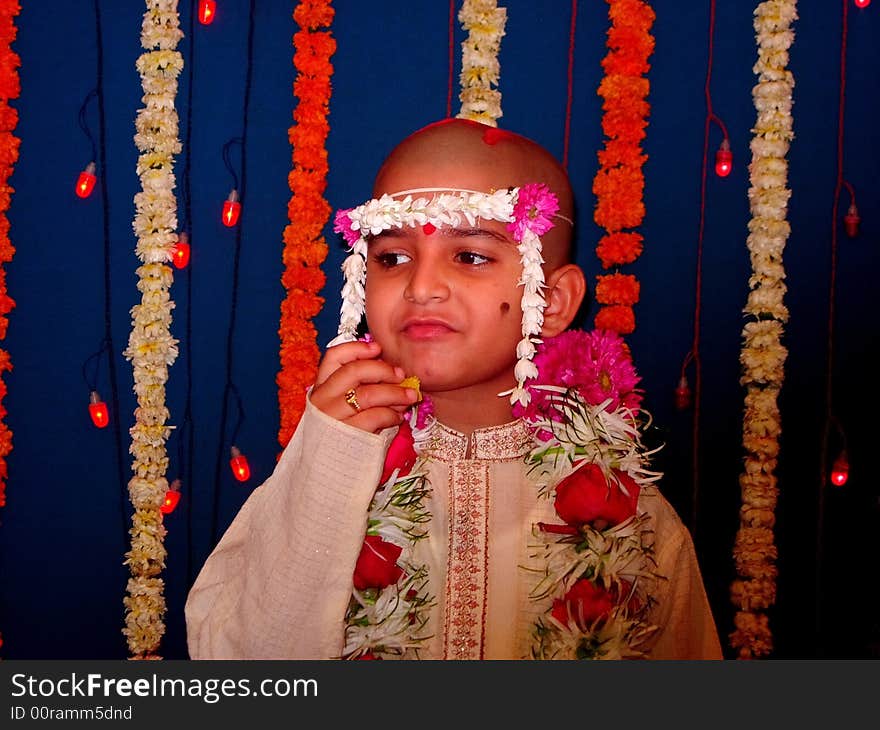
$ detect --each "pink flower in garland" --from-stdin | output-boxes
[333,208,361,248]
[507,183,559,241]
[514,329,642,423]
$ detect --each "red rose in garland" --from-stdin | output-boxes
[554,463,640,529]
[551,578,636,630]
[379,420,417,484]
[353,534,404,590]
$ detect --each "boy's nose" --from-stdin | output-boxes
[403,255,450,304]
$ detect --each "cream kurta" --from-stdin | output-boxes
[185,398,723,660]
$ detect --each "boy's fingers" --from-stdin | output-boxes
[346,407,407,435]
[315,341,383,385]
[317,382,417,422]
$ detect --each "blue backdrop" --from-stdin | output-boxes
[1,0,877,659]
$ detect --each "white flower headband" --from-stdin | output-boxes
[330,184,571,407]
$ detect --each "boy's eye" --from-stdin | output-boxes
[373,251,411,268]
[455,251,491,266]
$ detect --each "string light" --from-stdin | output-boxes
[229,445,251,482]
[714,138,732,177]
[198,0,217,24]
[674,375,692,411]
[76,162,97,198]
[830,449,849,486]
[88,390,109,428]
[171,231,190,268]
[161,479,182,514]
[854,0,870,9]
[842,181,860,238]
[221,189,241,227]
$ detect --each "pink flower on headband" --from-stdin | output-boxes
[508,183,559,241]
[334,208,361,248]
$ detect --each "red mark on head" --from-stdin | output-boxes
[423,223,436,235]
[482,127,513,145]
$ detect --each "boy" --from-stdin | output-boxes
[185,119,723,660]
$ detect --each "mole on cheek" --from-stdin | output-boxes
[500,302,511,315]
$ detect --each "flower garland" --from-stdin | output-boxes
[455,0,507,128]
[342,329,661,660]
[730,0,796,660]
[0,0,20,656]
[277,0,335,449]
[122,0,183,660]
[591,0,655,335]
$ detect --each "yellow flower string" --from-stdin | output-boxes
[0,0,20,656]
[277,0,335,449]
[592,0,655,335]
[456,0,507,127]
[730,0,797,659]
[122,0,183,659]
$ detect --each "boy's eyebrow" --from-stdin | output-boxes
[368,225,513,245]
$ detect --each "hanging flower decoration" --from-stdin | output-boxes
[277,0,335,449]
[456,0,507,127]
[122,0,183,660]
[730,0,797,660]
[0,0,20,513]
[0,0,20,656]
[592,0,655,335]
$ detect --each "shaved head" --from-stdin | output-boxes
[373,119,575,267]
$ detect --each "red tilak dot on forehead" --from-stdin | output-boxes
[422,223,437,235]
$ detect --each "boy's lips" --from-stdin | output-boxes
[401,318,456,340]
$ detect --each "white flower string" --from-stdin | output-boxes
[456,0,508,127]
[331,184,567,406]
[122,0,183,659]
[730,0,797,660]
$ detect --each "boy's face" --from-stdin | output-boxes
[365,214,524,399]
[361,119,574,404]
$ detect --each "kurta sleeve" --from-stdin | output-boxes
[642,490,725,660]
[184,398,395,659]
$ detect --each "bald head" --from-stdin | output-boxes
[373,119,575,266]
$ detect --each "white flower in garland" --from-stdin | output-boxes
[731,0,797,660]
[456,0,507,127]
[122,0,182,660]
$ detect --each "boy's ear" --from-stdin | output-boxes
[541,264,587,338]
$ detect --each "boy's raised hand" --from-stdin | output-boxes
[310,340,419,433]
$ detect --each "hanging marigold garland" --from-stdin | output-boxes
[122,0,183,659]
[277,0,335,449]
[456,0,507,127]
[0,0,21,656]
[730,0,797,660]
[592,0,655,335]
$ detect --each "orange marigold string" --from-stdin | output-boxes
[278,0,335,450]
[592,0,655,335]
[0,0,21,656]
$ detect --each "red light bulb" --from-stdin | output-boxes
[198,0,217,24]
[76,162,97,198]
[230,446,251,482]
[161,490,181,515]
[830,450,849,487]
[843,204,860,238]
[171,232,191,269]
[222,189,241,227]
[715,139,732,177]
[854,0,870,9]
[674,376,692,411]
[88,390,109,428]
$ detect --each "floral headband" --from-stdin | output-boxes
[330,183,570,407]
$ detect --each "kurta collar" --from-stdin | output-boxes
[421,419,533,462]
